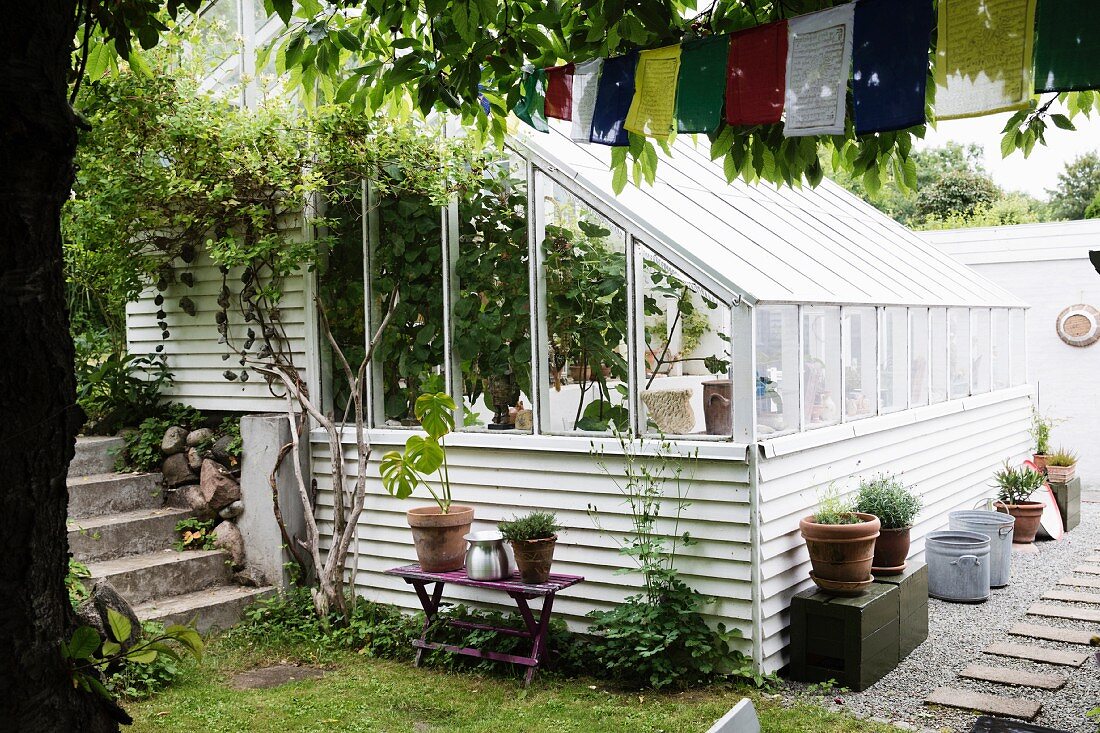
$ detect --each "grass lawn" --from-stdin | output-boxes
[125,638,897,733]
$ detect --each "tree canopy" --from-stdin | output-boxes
[1047,151,1100,220]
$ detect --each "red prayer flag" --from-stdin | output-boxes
[725,21,788,126]
[545,63,575,121]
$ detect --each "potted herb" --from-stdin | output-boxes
[1046,448,1078,484]
[853,476,923,576]
[499,511,563,584]
[799,485,881,595]
[379,392,474,572]
[992,462,1046,544]
[1029,409,1055,474]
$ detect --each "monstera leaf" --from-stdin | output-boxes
[414,391,456,440]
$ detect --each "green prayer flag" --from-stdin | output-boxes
[675,35,730,134]
[1034,0,1100,92]
[514,68,549,132]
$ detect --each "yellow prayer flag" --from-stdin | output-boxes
[625,45,682,138]
[934,0,1037,121]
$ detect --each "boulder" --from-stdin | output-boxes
[200,459,241,511]
[161,425,187,455]
[166,484,213,519]
[219,500,244,520]
[213,521,246,569]
[210,434,239,468]
[185,447,203,472]
[233,564,267,588]
[185,428,214,448]
[75,580,142,650]
[162,452,197,489]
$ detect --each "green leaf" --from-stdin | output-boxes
[611,159,627,194]
[1000,130,1017,159]
[271,0,293,23]
[67,626,101,660]
[1050,113,1075,131]
[379,450,419,499]
[405,435,444,473]
[336,29,360,52]
[414,392,456,439]
[107,607,132,644]
[125,647,158,664]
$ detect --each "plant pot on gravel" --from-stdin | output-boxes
[800,486,880,596]
[991,462,1047,545]
[853,475,923,576]
[499,511,563,584]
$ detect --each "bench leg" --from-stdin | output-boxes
[409,580,444,668]
[511,592,556,688]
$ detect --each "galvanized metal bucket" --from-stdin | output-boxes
[949,510,1015,588]
[926,530,991,603]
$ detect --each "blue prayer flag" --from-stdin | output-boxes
[852,0,933,135]
[590,52,638,146]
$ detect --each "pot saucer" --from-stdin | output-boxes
[871,563,906,576]
[809,572,874,596]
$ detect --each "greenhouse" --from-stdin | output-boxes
[128,123,1034,673]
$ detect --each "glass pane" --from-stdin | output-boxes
[371,190,444,425]
[640,249,732,436]
[454,159,532,433]
[948,307,970,400]
[802,306,841,429]
[910,308,929,407]
[879,307,908,414]
[930,308,948,404]
[971,308,991,395]
[1010,309,1026,386]
[843,306,877,419]
[756,305,799,435]
[540,176,630,433]
[991,308,1010,391]
[196,0,241,77]
[317,186,365,418]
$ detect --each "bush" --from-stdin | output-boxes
[174,518,216,551]
[853,476,922,530]
[76,350,172,435]
[105,621,184,699]
[115,403,204,472]
[498,511,562,541]
[992,462,1045,505]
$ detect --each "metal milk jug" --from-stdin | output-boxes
[464,530,511,581]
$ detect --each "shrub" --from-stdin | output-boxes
[498,511,562,542]
[105,621,184,699]
[813,484,862,525]
[1046,448,1078,467]
[76,350,172,435]
[992,462,1045,505]
[174,518,216,551]
[116,403,204,472]
[853,476,922,530]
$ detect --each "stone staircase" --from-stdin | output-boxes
[68,436,273,633]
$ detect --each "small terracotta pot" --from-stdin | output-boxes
[1046,464,1076,484]
[407,505,474,572]
[510,535,557,584]
[799,513,880,590]
[1032,454,1050,474]
[871,526,911,575]
[996,501,1044,544]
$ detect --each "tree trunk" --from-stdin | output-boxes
[0,2,123,730]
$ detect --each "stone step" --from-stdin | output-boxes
[67,472,162,519]
[924,687,1040,720]
[1074,564,1100,575]
[1008,622,1097,645]
[958,664,1067,690]
[982,641,1089,667]
[1057,575,1100,589]
[85,549,232,605]
[70,436,125,478]
[1043,589,1100,605]
[1027,602,1100,623]
[134,585,275,634]
[68,507,193,562]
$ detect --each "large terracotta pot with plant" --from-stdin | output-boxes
[992,462,1047,544]
[800,487,881,596]
[380,392,474,572]
[499,511,563,584]
[854,475,923,576]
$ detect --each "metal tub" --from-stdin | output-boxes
[949,510,1015,588]
[926,530,991,603]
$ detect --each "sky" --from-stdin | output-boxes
[919,105,1100,200]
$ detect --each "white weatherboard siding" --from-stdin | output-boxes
[311,434,757,659]
[755,388,1032,670]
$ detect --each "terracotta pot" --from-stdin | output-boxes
[406,505,474,572]
[1046,464,1076,484]
[996,501,1044,544]
[799,513,881,590]
[510,535,557,584]
[871,526,911,575]
[701,379,733,435]
[1032,454,1050,474]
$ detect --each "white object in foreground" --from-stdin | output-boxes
[705,698,760,733]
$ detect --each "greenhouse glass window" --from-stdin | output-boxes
[801,306,841,429]
[842,306,877,420]
[991,308,1010,391]
[909,308,929,407]
[948,307,970,400]
[1009,309,1026,386]
[971,308,991,395]
[756,305,799,436]
[929,308,948,404]
[879,307,908,414]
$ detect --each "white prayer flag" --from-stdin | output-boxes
[783,4,855,137]
[570,58,604,142]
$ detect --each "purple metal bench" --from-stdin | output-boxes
[385,564,584,686]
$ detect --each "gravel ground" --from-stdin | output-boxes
[787,498,1100,733]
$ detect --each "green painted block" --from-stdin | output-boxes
[1050,477,1081,532]
[874,562,928,659]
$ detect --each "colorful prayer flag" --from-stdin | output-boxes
[514,68,549,132]
[783,4,855,137]
[675,35,730,134]
[545,63,574,120]
[570,59,604,142]
[852,0,933,134]
[934,0,1037,120]
[1034,0,1100,92]
[625,45,683,138]
[591,52,639,146]
[725,21,788,126]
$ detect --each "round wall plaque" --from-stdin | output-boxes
[1056,304,1100,347]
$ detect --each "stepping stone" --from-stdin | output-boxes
[1008,622,1097,645]
[924,687,1040,720]
[982,641,1089,667]
[1058,575,1100,589]
[1028,602,1100,623]
[1075,564,1100,574]
[1043,589,1100,604]
[959,663,1067,690]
